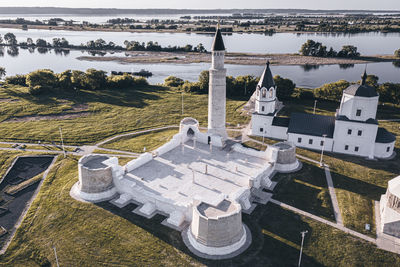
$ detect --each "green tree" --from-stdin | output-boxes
[198,70,209,94]
[82,69,107,90]
[273,75,296,99]
[338,45,360,58]
[378,83,400,104]
[314,80,350,101]
[71,70,86,89]
[26,69,58,94]
[365,74,379,88]
[395,49,400,58]
[36,38,48,47]
[57,70,73,90]
[0,67,5,80]
[164,76,184,87]
[4,32,17,45]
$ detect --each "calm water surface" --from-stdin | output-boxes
[0,28,399,54]
[1,48,399,88]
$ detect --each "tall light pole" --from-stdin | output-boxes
[53,246,60,267]
[298,230,308,267]
[320,134,327,166]
[59,127,66,158]
[181,88,184,115]
[313,100,317,114]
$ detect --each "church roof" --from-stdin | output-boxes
[257,61,275,89]
[272,117,290,127]
[376,128,396,144]
[343,70,378,97]
[212,27,225,51]
[288,113,335,138]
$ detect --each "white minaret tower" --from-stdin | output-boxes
[208,25,228,139]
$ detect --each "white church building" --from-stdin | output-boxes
[250,64,396,159]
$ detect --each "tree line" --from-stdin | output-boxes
[4,69,148,95]
[164,71,296,99]
[0,33,208,53]
[299,39,360,58]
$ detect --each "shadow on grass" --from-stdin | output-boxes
[324,148,400,176]
[2,85,168,109]
[272,162,335,221]
[331,170,386,201]
[95,201,323,267]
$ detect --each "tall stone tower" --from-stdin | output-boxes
[208,25,228,139]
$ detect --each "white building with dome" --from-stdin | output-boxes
[250,65,396,159]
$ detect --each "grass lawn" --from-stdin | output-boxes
[2,155,400,266]
[101,128,179,153]
[272,160,335,221]
[0,84,248,145]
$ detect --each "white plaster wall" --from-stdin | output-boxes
[288,133,334,152]
[374,142,396,159]
[269,126,288,140]
[250,114,273,137]
[232,143,268,160]
[333,120,378,158]
[155,133,186,156]
[338,94,379,121]
[125,153,153,172]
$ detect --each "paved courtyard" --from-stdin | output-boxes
[124,140,271,207]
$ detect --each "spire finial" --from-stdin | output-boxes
[217,19,220,29]
[361,65,367,85]
[266,60,270,67]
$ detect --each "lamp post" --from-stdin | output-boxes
[320,134,327,166]
[59,127,66,158]
[313,100,317,114]
[298,230,308,267]
[181,88,184,115]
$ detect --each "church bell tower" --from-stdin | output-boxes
[208,25,228,139]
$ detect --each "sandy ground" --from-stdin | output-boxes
[77,50,396,66]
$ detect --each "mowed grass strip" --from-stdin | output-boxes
[101,128,179,153]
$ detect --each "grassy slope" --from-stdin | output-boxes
[0,84,248,145]
[101,128,179,153]
[272,160,335,221]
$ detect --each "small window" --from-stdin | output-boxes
[320,140,324,146]
[345,145,349,151]
[262,89,266,98]
[387,147,390,152]
[260,127,263,133]
[355,146,359,152]
[298,137,302,143]
[261,106,265,112]
[358,130,362,136]
[356,109,362,117]
[309,139,313,145]
[347,129,352,135]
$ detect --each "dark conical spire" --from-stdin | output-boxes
[258,61,275,89]
[212,24,225,51]
[361,68,367,85]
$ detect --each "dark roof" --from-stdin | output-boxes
[343,71,378,97]
[257,61,275,89]
[344,84,378,97]
[336,115,379,125]
[375,128,396,144]
[288,113,335,138]
[212,28,225,51]
[272,117,290,127]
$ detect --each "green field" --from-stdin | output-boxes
[0,83,399,266]
[0,84,248,145]
[101,128,179,153]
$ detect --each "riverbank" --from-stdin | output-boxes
[77,50,398,66]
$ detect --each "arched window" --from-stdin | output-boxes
[262,89,266,98]
[269,89,274,98]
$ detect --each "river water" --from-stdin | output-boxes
[1,48,399,88]
[0,28,399,54]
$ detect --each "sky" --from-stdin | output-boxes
[0,0,399,10]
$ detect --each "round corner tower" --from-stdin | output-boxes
[208,26,228,139]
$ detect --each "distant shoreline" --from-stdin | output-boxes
[76,50,398,66]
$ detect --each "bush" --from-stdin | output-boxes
[164,76,184,87]
[5,74,27,86]
[395,49,400,58]
[28,85,51,95]
[378,83,400,104]
[181,81,201,93]
[273,75,296,99]
[314,80,350,101]
[298,89,315,100]
[107,74,136,88]
[82,69,107,90]
[133,77,148,86]
[26,69,58,90]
